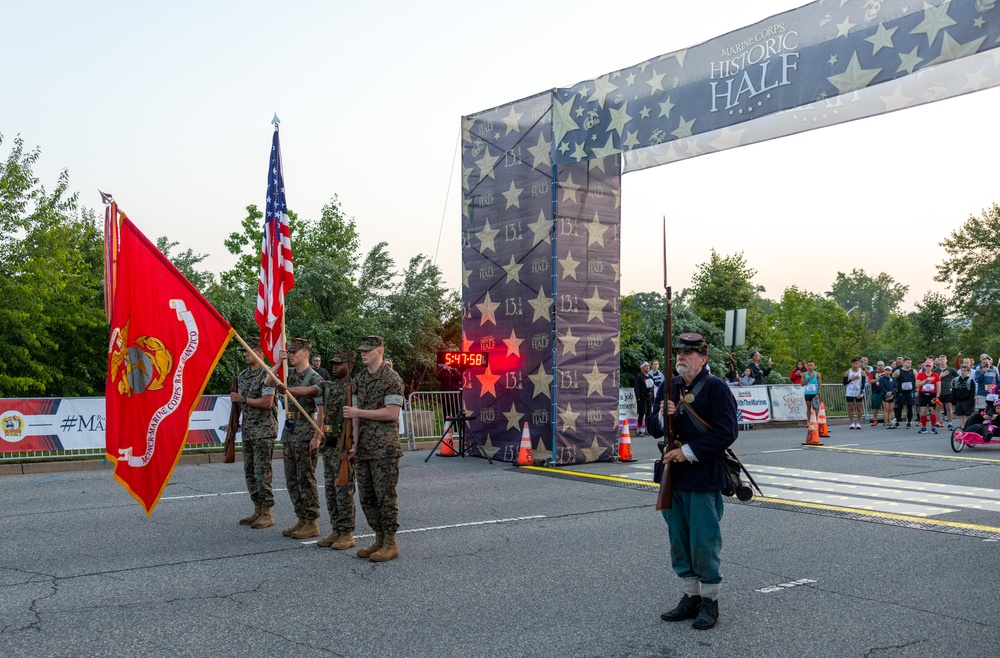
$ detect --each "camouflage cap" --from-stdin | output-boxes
[287,337,312,352]
[243,336,261,351]
[358,336,384,351]
[330,349,355,364]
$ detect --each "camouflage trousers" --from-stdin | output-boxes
[283,441,319,520]
[356,457,400,534]
[243,437,275,509]
[321,443,356,531]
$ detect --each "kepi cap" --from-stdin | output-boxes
[359,336,384,351]
[673,332,709,355]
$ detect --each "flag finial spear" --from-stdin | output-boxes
[99,190,114,205]
[272,113,280,127]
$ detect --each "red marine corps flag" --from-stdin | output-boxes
[104,200,235,515]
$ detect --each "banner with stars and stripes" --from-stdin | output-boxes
[461,92,622,465]
[548,0,1000,172]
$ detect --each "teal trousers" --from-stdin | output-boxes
[661,489,724,584]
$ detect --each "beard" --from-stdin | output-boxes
[676,362,696,379]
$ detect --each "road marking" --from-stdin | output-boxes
[519,465,1000,536]
[807,445,1000,462]
[300,515,547,545]
[756,578,817,594]
[761,448,805,453]
[758,485,955,517]
[748,465,1000,500]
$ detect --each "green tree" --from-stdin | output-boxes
[688,250,758,328]
[0,133,106,396]
[619,292,724,381]
[765,286,868,377]
[936,203,1000,359]
[157,236,215,292]
[827,268,908,332]
[910,292,958,358]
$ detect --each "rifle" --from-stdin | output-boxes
[334,383,352,487]
[224,354,239,463]
[656,217,677,511]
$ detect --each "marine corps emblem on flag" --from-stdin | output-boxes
[109,320,174,397]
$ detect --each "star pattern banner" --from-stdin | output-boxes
[545,0,1000,171]
[461,92,622,464]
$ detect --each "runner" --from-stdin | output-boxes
[915,359,941,435]
[843,358,866,430]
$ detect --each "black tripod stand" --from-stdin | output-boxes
[424,413,492,464]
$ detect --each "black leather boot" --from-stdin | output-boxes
[692,598,719,630]
[660,594,702,621]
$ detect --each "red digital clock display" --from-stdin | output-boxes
[438,351,489,368]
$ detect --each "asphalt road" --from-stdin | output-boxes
[2,424,999,658]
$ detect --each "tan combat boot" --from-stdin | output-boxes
[316,530,343,548]
[369,533,398,562]
[282,518,306,537]
[239,505,262,526]
[250,507,275,529]
[291,518,320,539]
[356,532,384,558]
[330,532,356,551]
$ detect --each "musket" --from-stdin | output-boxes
[656,217,676,511]
[223,353,239,463]
[334,383,353,488]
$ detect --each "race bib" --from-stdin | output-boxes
[805,383,818,394]
[645,379,654,389]
[988,394,999,403]
[901,382,913,391]
[922,383,935,392]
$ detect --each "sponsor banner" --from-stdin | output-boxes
[619,388,638,431]
[731,386,771,424]
[0,397,288,454]
[770,385,807,422]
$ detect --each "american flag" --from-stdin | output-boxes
[255,126,295,372]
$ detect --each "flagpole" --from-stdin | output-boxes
[232,332,323,436]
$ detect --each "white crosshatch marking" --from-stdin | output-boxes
[617,462,1000,518]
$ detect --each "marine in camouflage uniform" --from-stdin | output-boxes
[312,349,357,550]
[232,338,278,529]
[273,338,324,539]
[345,336,404,562]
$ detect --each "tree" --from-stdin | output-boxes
[911,292,957,358]
[157,237,215,292]
[936,203,1000,359]
[687,250,758,328]
[827,268,908,332]
[0,133,106,396]
[619,292,724,380]
[764,286,869,377]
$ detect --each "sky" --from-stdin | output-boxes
[5,0,996,312]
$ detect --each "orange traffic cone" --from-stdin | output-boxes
[516,422,534,466]
[618,421,637,462]
[817,402,830,438]
[803,408,822,446]
[438,422,457,457]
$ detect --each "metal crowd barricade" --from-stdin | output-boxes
[403,391,463,451]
